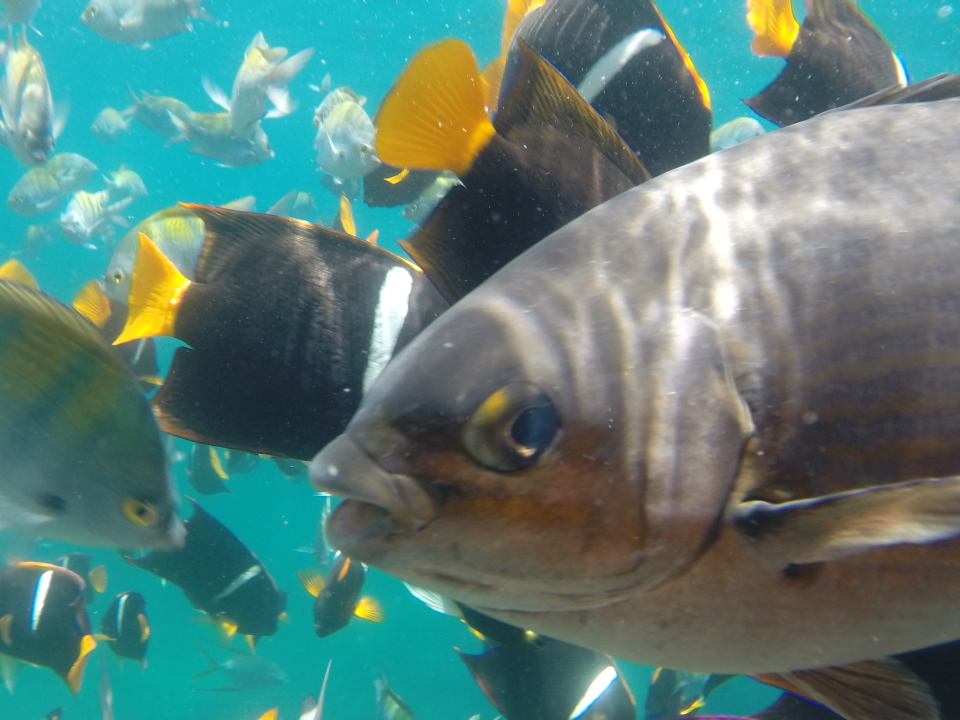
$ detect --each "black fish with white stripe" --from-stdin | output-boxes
[124,500,287,642]
[99,591,150,667]
[112,205,448,461]
[0,562,97,694]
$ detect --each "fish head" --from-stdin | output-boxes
[104,230,138,302]
[80,0,118,33]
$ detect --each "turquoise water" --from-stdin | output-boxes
[1,0,957,718]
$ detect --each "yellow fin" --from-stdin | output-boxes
[338,195,356,237]
[258,710,279,720]
[0,260,38,289]
[0,614,12,647]
[66,635,97,695]
[218,618,239,645]
[337,557,353,582]
[384,168,409,184]
[278,612,291,624]
[209,447,229,481]
[88,565,108,594]
[245,635,257,653]
[138,613,150,643]
[138,375,164,387]
[298,568,325,598]
[652,3,711,111]
[114,233,191,345]
[483,55,507,111]
[72,280,112,328]
[747,0,800,58]
[376,39,496,177]
[93,633,114,642]
[0,654,20,694]
[353,596,385,623]
[365,230,380,245]
[502,0,546,52]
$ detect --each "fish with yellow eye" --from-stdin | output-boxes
[298,551,384,638]
[98,591,150,668]
[0,562,97,694]
[0,278,184,548]
[745,0,907,126]
[125,499,288,645]
[376,36,649,301]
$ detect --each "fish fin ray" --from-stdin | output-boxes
[72,280,112,328]
[201,76,230,111]
[0,260,38,289]
[297,568,324,597]
[353,596,385,623]
[747,0,799,58]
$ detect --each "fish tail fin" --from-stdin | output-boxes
[0,260,38,289]
[66,635,97,694]
[747,0,800,58]
[269,47,315,87]
[353,596,385,623]
[192,647,221,679]
[113,233,191,345]
[376,38,495,177]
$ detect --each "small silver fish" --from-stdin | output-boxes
[202,31,314,133]
[267,189,317,220]
[128,89,193,138]
[313,95,380,182]
[168,111,274,168]
[710,117,766,153]
[104,165,147,202]
[7,167,59,216]
[0,29,66,166]
[60,189,132,248]
[91,107,132,143]
[80,0,216,48]
[193,646,287,692]
[43,153,99,195]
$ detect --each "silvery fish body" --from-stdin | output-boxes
[312,84,960,686]
[0,30,63,166]
[91,107,132,143]
[314,99,380,181]
[60,189,132,248]
[168,111,274,168]
[80,0,215,47]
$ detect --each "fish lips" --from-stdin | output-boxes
[310,434,439,549]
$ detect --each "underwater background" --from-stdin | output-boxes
[1,0,958,718]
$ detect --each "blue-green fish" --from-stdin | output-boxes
[0,280,184,548]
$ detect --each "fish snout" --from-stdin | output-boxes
[310,434,438,544]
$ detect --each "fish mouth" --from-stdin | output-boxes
[310,434,439,545]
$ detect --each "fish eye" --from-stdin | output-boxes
[110,269,126,284]
[123,499,160,527]
[463,381,561,472]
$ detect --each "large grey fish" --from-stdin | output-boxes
[310,76,960,720]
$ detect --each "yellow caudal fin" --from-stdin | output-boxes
[298,568,325,598]
[483,55,507,111]
[747,0,800,58]
[88,565,108,594]
[138,613,150,643]
[114,233,191,345]
[376,39,496,177]
[353,596,385,623]
[338,195,356,237]
[0,259,38,289]
[66,635,97,694]
[72,280,112,328]
[257,710,279,720]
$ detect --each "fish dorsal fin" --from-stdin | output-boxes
[72,280,112,328]
[375,38,496,177]
[298,569,325,598]
[0,260,38,289]
[747,0,799,58]
[114,234,191,345]
[782,659,939,720]
[0,280,128,374]
[353,596,385,623]
[66,635,97,695]
[496,38,650,185]
[88,565,108,594]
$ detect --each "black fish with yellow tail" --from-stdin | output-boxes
[298,550,384,638]
[514,0,712,176]
[377,37,648,301]
[0,562,97,694]
[125,499,287,645]
[311,76,960,720]
[745,0,907,126]
[99,591,150,667]
[114,208,447,461]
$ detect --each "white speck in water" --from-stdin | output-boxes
[443,342,454,348]
[938,4,953,18]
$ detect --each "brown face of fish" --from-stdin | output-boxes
[313,281,752,614]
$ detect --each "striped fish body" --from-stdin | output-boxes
[0,281,182,548]
[311,87,960,678]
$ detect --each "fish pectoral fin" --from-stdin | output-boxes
[353,596,385,623]
[89,565,107,594]
[72,280,111,328]
[118,5,144,29]
[297,568,325,598]
[375,38,495,177]
[0,654,21,694]
[733,475,960,566]
[0,260,38,289]
[781,658,939,720]
[201,76,230,112]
